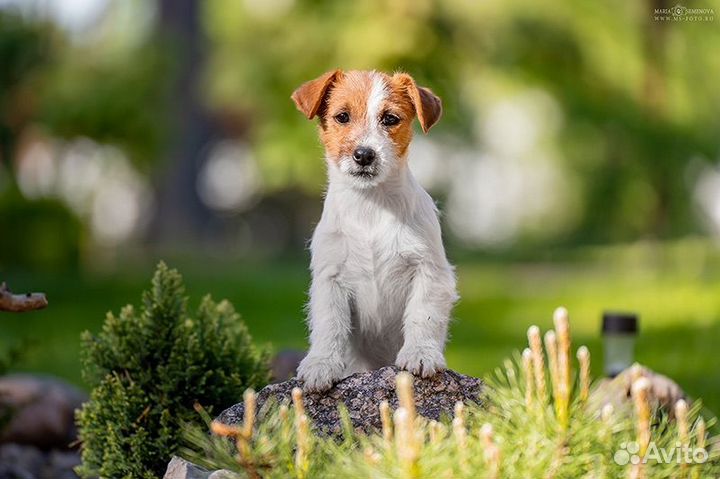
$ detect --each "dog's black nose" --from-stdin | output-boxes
[353,147,376,166]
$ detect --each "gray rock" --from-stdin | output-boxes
[163,456,210,479]
[44,449,81,478]
[207,470,240,479]
[0,443,43,479]
[0,464,35,479]
[162,457,240,479]
[216,366,484,435]
[0,375,87,449]
[591,364,688,417]
[0,443,80,479]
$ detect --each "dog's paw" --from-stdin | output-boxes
[395,344,446,378]
[297,354,344,392]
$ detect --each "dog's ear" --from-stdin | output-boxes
[291,69,343,120]
[394,73,442,133]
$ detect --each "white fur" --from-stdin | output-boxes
[296,73,458,391]
[337,74,396,189]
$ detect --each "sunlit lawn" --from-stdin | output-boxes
[2,239,720,414]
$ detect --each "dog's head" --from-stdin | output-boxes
[292,70,442,188]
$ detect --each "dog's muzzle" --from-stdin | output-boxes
[353,146,376,167]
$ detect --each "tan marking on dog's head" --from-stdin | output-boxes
[391,72,443,134]
[291,70,442,185]
[291,69,343,120]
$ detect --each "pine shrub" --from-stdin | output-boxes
[184,308,720,478]
[76,262,270,479]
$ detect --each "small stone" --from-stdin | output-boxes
[207,470,240,479]
[44,449,81,478]
[163,456,210,479]
[0,443,45,479]
[590,364,688,417]
[0,374,87,449]
[0,465,35,479]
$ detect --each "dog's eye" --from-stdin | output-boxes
[381,113,400,127]
[334,112,350,124]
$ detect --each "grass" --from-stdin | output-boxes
[184,361,719,478]
[2,238,720,414]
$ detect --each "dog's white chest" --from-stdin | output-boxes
[312,197,423,333]
[344,215,418,326]
[307,169,452,373]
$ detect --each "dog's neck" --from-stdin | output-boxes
[324,158,420,221]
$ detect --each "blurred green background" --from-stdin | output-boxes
[1,0,719,412]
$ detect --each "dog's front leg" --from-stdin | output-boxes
[396,262,457,377]
[297,268,352,391]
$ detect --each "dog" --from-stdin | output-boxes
[291,70,458,391]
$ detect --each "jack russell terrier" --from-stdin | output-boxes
[291,69,458,391]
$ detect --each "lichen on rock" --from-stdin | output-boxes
[215,366,484,435]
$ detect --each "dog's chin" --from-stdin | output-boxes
[333,157,388,188]
[347,169,383,188]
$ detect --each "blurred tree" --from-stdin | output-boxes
[3,0,720,258]
[0,195,81,270]
[38,48,167,168]
[0,10,52,184]
[0,11,84,271]
[150,0,218,244]
[199,0,720,244]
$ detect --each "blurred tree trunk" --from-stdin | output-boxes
[149,0,216,246]
[644,0,670,234]
[643,0,668,114]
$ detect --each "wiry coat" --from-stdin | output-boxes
[292,70,458,391]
